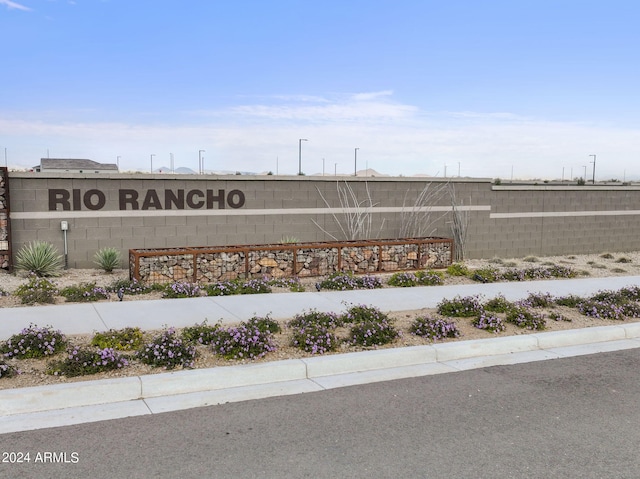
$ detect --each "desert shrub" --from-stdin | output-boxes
[620,302,640,318]
[446,263,470,276]
[205,278,272,296]
[243,315,282,334]
[181,321,222,345]
[349,316,399,347]
[523,256,539,263]
[60,282,110,302]
[589,290,628,305]
[600,253,614,259]
[107,278,153,295]
[0,360,19,379]
[615,257,632,264]
[162,281,201,298]
[205,280,242,296]
[415,270,444,286]
[0,287,8,297]
[387,272,417,287]
[506,306,546,330]
[577,300,624,320]
[471,312,506,333]
[470,267,501,283]
[0,324,67,359]
[619,286,640,301]
[549,311,571,322]
[136,328,197,369]
[554,294,584,307]
[318,271,382,291]
[500,269,526,281]
[14,275,58,304]
[521,292,555,308]
[437,295,484,317]
[410,316,460,341]
[341,304,386,325]
[239,278,272,294]
[94,247,121,273]
[47,346,129,377]
[91,327,144,351]
[483,295,513,313]
[209,321,277,360]
[524,265,577,280]
[15,241,63,277]
[288,310,342,354]
[349,319,399,347]
[269,277,305,292]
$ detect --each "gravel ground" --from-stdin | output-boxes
[1,250,640,390]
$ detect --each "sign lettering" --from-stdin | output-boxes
[48,189,246,211]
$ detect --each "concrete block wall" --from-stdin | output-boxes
[7,173,640,268]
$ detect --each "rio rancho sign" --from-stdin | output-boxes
[49,188,246,211]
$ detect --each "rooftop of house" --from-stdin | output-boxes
[36,158,119,171]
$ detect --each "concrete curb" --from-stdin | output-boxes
[2,323,640,418]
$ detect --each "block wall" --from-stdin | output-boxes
[7,173,640,268]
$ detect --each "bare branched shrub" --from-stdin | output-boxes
[313,182,385,240]
[448,184,470,261]
[399,182,450,238]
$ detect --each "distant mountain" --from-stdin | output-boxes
[175,167,197,174]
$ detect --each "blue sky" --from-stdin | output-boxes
[2,0,639,179]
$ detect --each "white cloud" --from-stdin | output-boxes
[2,92,640,180]
[0,0,31,11]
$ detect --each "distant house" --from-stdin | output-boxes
[33,158,119,173]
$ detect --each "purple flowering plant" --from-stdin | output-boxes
[162,281,201,298]
[288,310,342,354]
[47,346,130,377]
[342,304,400,347]
[387,272,418,287]
[482,294,513,313]
[505,304,546,330]
[318,271,382,291]
[577,300,625,320]
[210,320,277,360]
[181,321,223,345]
[60,282,110,302]
[0,324,67,359]
[14,275,58,304]
[437,295,484,317]
[472,311,506,333]
[410,316,460,341]
[137,328,197,369]
[0,360,19,379]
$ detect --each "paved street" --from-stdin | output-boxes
[1,348,638,479]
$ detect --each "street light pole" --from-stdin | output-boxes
[589,154,596,184]
[322,158,325,176]
[199,150,206,174]
[354,148,359,176]
[150,154,155,173]
[117,156,120,170]
[298,139,308,175]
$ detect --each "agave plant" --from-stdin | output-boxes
[15,241,63,277]
[94,247,121,273]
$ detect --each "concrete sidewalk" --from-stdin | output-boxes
[3,275,640,339]
[2,275,640,434]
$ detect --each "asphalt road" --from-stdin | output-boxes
[1,348,639,479]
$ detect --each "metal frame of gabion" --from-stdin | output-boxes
[129,237,453,285]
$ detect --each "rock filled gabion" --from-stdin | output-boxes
[130,239,452,285]
[197,252,245,282]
